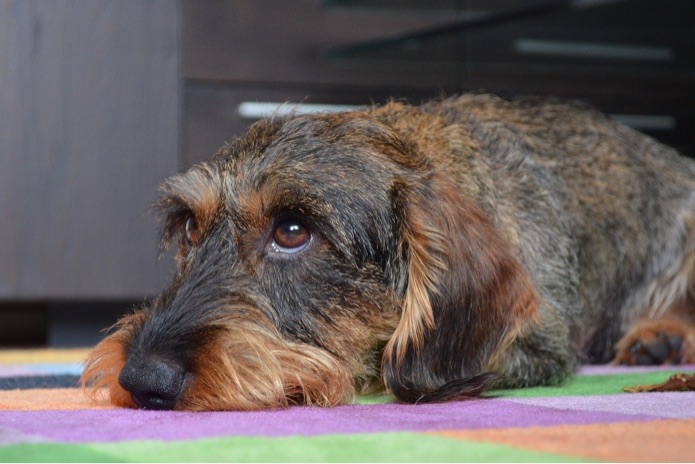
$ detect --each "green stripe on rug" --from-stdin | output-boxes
[0,432,594,463]
[354,370,692,403]
[490,370,689,398]
[0,444,120,463]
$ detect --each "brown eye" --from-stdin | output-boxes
[185,215,200,246]
[272,219,311,254]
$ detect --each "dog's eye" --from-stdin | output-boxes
[271,219,311,254]
[185,215,200,246]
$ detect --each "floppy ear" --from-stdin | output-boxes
[382,175,538,403]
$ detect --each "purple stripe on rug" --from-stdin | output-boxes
[0,400,658,444]
[0,427,50,446]
[507,392,695,419]
[577,364,695,375]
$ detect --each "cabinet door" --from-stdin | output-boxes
[0,0,179,299]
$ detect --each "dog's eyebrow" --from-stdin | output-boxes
[158,165,224,224]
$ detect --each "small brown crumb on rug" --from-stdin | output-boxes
[624,373,695,393]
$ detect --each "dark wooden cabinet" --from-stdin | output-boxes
[0,0,180,299]
[1,0,694,345]
[3,0,694,297]
[182,0,695,167]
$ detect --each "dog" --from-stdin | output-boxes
[82,94,695,411]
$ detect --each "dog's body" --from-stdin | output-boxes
[83,94,695,410]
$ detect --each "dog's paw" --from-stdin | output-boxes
[614,320,695,366]
[620,332,685,365]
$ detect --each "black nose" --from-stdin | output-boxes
[118,357,187,410]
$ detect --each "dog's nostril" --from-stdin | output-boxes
[118,357,187,410]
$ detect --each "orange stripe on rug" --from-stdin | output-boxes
[430,419,695,462]
[0,388,115,411]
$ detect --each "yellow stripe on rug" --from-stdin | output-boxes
[0,348,91,364]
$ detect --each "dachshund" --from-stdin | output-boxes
[82,94,695,410]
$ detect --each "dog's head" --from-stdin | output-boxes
[82,103,537,410]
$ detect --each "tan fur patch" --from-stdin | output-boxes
[383,200,443,365]
[81,313,145,409]
[161,164,224,235]
[177,308,355,411]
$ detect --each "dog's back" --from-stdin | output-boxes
[419,95,695,368]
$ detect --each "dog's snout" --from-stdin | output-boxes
[118,357,187,410]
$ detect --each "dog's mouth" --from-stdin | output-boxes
[130,389,175,410]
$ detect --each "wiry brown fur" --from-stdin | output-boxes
[82,312,144,408]
[83,94,695,410]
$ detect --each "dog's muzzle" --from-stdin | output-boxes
[118,356,187,410]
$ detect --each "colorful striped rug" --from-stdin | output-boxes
[1,349,694,462]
